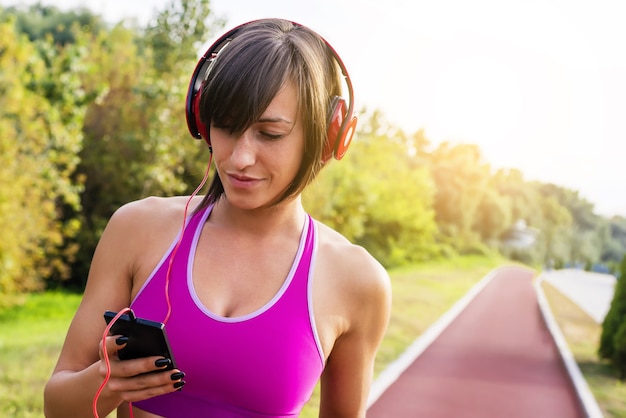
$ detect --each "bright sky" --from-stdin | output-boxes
[5,0,626,217]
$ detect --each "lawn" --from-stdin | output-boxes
[0,291,82,417]
[1,257,624,417]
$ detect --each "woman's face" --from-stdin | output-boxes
[209,80,305,210]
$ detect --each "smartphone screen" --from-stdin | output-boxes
[104,310,176,370]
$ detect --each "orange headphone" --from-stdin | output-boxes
[185,20,357,163]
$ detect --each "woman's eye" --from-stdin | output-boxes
[259,131,284,140]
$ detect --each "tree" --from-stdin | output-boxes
[1,3,105,45]
[0,18,85,302]
[303,110,439,267]
[599,254,626,378]
[70,0,221,285]
[536,194,573,267]
[604,217,626,270]
[536,183,606,267]
[424,142,493,252]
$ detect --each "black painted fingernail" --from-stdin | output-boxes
[155,358,171,367]
[115,336,129,345]
[173,380,185,390]
[170,372,185,381]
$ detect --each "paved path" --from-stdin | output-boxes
[542,269,617,324]
[367,266,586,418]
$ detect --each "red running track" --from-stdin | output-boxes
[367,266,585,418]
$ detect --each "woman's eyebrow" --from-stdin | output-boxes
[257,116,293,124]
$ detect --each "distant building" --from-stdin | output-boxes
[502,219,539,249]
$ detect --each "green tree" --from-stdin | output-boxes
[599,254,626,378]
[537,183,605,267]
[303,110,439,267]
[537,193,573,267]
[1,2,105,45]
[0,19,84,302]
[604,217,626,270]
[71,0,221,285]
[425,142,492,253]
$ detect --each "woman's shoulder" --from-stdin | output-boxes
[114,195,202,216]
[110,195,203,228]
[312,219,391,347]
[100,196,205,253]
[314,220,390,299]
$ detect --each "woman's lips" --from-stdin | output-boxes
[227,173,261,189]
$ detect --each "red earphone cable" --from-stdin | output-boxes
[93,307,132,418]
[162,152,213,325]
[92,152,213,417]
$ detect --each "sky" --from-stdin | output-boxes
[5,0,626,217]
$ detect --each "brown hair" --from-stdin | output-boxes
[194,18,343,210]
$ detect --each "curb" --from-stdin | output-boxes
[534,273,604,418]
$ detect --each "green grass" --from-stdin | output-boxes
[0,291,82,418]
[3,257,624,418]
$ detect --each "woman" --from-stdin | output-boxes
[44,18,391,418]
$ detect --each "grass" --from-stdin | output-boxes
[0,291,82,418]
[541,281,626,418]
[2,257,624,417]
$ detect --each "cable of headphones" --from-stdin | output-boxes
[162,152,213,325]
[92,153,213,417]
[93,307,133,418]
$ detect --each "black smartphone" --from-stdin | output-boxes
[104,310,176,371]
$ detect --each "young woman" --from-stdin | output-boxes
[44,18,391,418]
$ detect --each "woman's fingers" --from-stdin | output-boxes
[107,367,185,393]
[96,335,185,401]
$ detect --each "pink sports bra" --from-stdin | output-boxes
[129,204,324,417]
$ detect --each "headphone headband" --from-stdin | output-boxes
[185,20,357,162]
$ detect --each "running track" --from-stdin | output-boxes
[367,266,591,418]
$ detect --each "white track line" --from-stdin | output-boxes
[534,273,604,418]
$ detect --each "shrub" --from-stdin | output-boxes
[613,322,626,379]
[599,253,626,378]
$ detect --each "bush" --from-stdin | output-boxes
[613,322,626,379]
[599,253,626,378]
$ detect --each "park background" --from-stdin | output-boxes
[0,1,625,417]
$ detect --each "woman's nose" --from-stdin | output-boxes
[230,130,256,169]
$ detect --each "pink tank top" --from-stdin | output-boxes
[129,205,324,417]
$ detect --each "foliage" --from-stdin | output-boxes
[427,142,492,251]
[599,254,626,378]
[67,1,221,287]
[0,0,625,298]
[0,17,85,304]
[304,110,440,267]
[613,323,626,379]
[605,217,626,266]
[0,3,105,45]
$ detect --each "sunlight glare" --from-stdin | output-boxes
[430,54,524,149]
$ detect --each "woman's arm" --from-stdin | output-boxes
[43,198,185,417]
[318,245,392,418]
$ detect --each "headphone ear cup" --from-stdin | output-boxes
[186,54,213,147]
[323,96,356,162]
[334,116,357,160]
[192,87,210,146]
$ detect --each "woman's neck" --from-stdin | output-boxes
[209,195,306,238]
